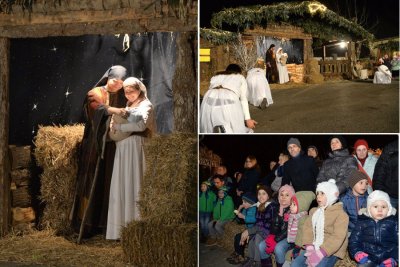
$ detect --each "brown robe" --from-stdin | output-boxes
[265,49,279,83]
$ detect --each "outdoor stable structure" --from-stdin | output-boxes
[0,0,197,236]
[200,1,374,92]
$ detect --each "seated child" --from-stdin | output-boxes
[340,170,369,234]
[261,185,295,266]
[349,190,398,267]
[206,186,235,246]
[291,179,349,267]
[199,181,217,241]
[226,192,257,264]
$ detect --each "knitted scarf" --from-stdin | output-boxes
[311,207,325,250]
[287,211,307,243]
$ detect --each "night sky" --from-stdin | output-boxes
[9,33,178,145]
[200,0,399,39]
[200,135,398,178]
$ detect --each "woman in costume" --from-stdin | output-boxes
[200,64,257,133]
[373,58,392,84]
[276,48,290,84]
[246,58,273,109]
[105,77,154,240]
[265,44,279,83]
[72,65,127,238]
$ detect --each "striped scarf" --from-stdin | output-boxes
[287,211,307,243]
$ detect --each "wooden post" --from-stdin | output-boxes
[0,37,10,236]
[172,32,197,133]
[323,45,326,60]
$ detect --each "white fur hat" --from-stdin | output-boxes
[316,179,339,207]
[367,190,393,217]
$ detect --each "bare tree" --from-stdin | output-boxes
[231,34,258,73]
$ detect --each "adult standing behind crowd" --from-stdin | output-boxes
[281,138,319,192]
[276,48,290,84]
[238,155,261,196]
[105,77,154,240]
[265,44,279,83]
[200,64,257,133]
[307,145,323,169]
[373,139,398,210]
[353,139,378,194]
[71,65,127,238]
[317,136,357,195]
[246,58,274,109]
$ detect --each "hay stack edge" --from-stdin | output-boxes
[121,133,197,267]
[34,124,84,234]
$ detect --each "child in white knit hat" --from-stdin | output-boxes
[349,190,398,267]
[291,179,349,267]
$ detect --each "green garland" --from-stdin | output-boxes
[374,40,400,52]
[200,28,238,45]
[209,1,373,43]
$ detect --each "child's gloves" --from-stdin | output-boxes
[305,249,325,267]
[380,258,397,267]
[355,252,369,264]
[265,234,277,254]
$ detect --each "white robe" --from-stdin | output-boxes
[106,99,152,240]
[373,65,392,84]
[200,73,252,133]
[246,68,273,107]
[276,53,290,84]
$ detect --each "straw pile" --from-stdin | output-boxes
[219,221,245,252]
[34,124,84,234]
[121,221,197,266]
[121,133,197,266]
[138,133,197,224]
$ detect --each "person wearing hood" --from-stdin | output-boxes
[349,190,398,267]
[353,139,378,194]
[281,137,319,192]
[72,65,128,238]
[246,57,274,109]
[265,44,279,83]
[105,77,154,240]
[291,179,349,267]
[275,48,290,84]
[316,136,358,195]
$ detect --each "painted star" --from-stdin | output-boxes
[32,103,38,110]
[65,88,72,98]
[50,46,58,52]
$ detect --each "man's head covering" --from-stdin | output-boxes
[123,77,147,98]
[94,65,128,87]
[287,137,301,149]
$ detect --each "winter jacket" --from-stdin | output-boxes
[373,139,398,199]
[199,190,217,213]
[302,202,349,259]
[239,167,261,194]
[248,201,278,239]
[340,188,368,232]
[212,195,235,222]
[271,206,290,242]
[349,209,398,264]
[282,152,319,192]
[354,153,378,194]
[242,206,257,228]
[317,148,358,195]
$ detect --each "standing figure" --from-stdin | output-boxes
[105,77,154,240]
[71,65,127,238]
[265,44,279,84]
[276,48,290,84]
[373,58,392,84]
[246,58,273,109]
[200,64,257,133]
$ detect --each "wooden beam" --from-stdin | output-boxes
[0,37,10,236]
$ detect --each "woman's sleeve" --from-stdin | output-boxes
[239,75,251,120]
[120,102,152,132]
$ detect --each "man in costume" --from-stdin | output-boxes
[265,44,279,83]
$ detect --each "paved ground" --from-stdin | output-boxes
[199,242,237,267]
[247,79,399,133]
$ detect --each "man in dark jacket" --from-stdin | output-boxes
[281,138,319,192]
[373,139,398,209]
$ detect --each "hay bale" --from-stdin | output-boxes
[121,220,197,267]
[12,185,31,207]
[219,221,245,252]
[10,169,31,186]
[138,133,197,225]
[34,124,84,234]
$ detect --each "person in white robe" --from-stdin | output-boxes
[276,48,290,84]
[200,64,257,133]
[246,58,273,109]
[373,58,392,84]
[105,77,154,240]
